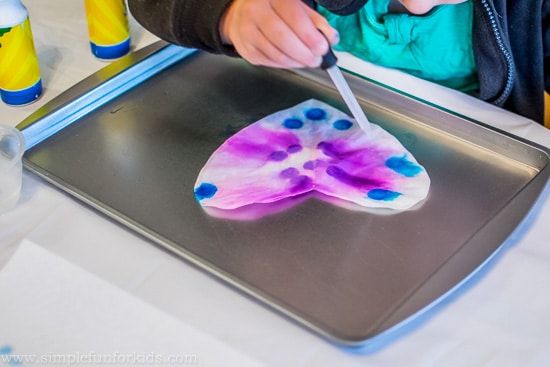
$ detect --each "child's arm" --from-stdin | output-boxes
[128,0,238,55]
[543,0,550,126]
[544,0,550,94]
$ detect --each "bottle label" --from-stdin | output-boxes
[0,18,41,92]
[84,0,130,47]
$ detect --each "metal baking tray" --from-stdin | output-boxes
[17,41,550,348]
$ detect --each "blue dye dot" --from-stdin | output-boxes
[286,144,303,154]
[305,108,327,120]
[194,183,218,200]
[386,155,422,177]
[333,119,353,130]
[367,189,401,201]
[280,167,300,178]
[270,150,288,161]
[283,118,304,129]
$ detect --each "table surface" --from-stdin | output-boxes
[2,1,550,366]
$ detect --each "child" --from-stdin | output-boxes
[128,0,549,125]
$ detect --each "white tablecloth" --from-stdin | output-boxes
[2,1,550,366]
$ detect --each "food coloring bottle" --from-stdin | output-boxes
[0,0,42,106]
[84,0,131,60]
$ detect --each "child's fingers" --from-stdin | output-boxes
[238,30,311,68]
[311,9,340,47]
[273,0,331,58]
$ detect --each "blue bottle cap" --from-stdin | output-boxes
[0,79,42,106]
[90,38,131,60]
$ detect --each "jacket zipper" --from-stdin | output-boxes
[480,0,514,105]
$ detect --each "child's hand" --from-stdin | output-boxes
[219,0,339,68]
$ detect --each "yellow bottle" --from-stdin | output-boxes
[84,0,131,60]
[0,0,42,106]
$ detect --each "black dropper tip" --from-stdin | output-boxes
[319,30,338,70]
[320,46,337,69]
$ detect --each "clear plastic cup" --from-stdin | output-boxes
[0,124,25,213]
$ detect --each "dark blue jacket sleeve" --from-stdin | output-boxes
[543,0,550,93]
[128,0,238,55]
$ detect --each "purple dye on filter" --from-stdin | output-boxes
[226,139,273,157]
[287,144,303,154]
[280,167,300,178]
[317,141,339,158]
[303,160,317,170]
[326,165,381,189]
[270,150,289,161]
[225,128,301,159]
[193,99,429,213]
[289,175,313,193]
